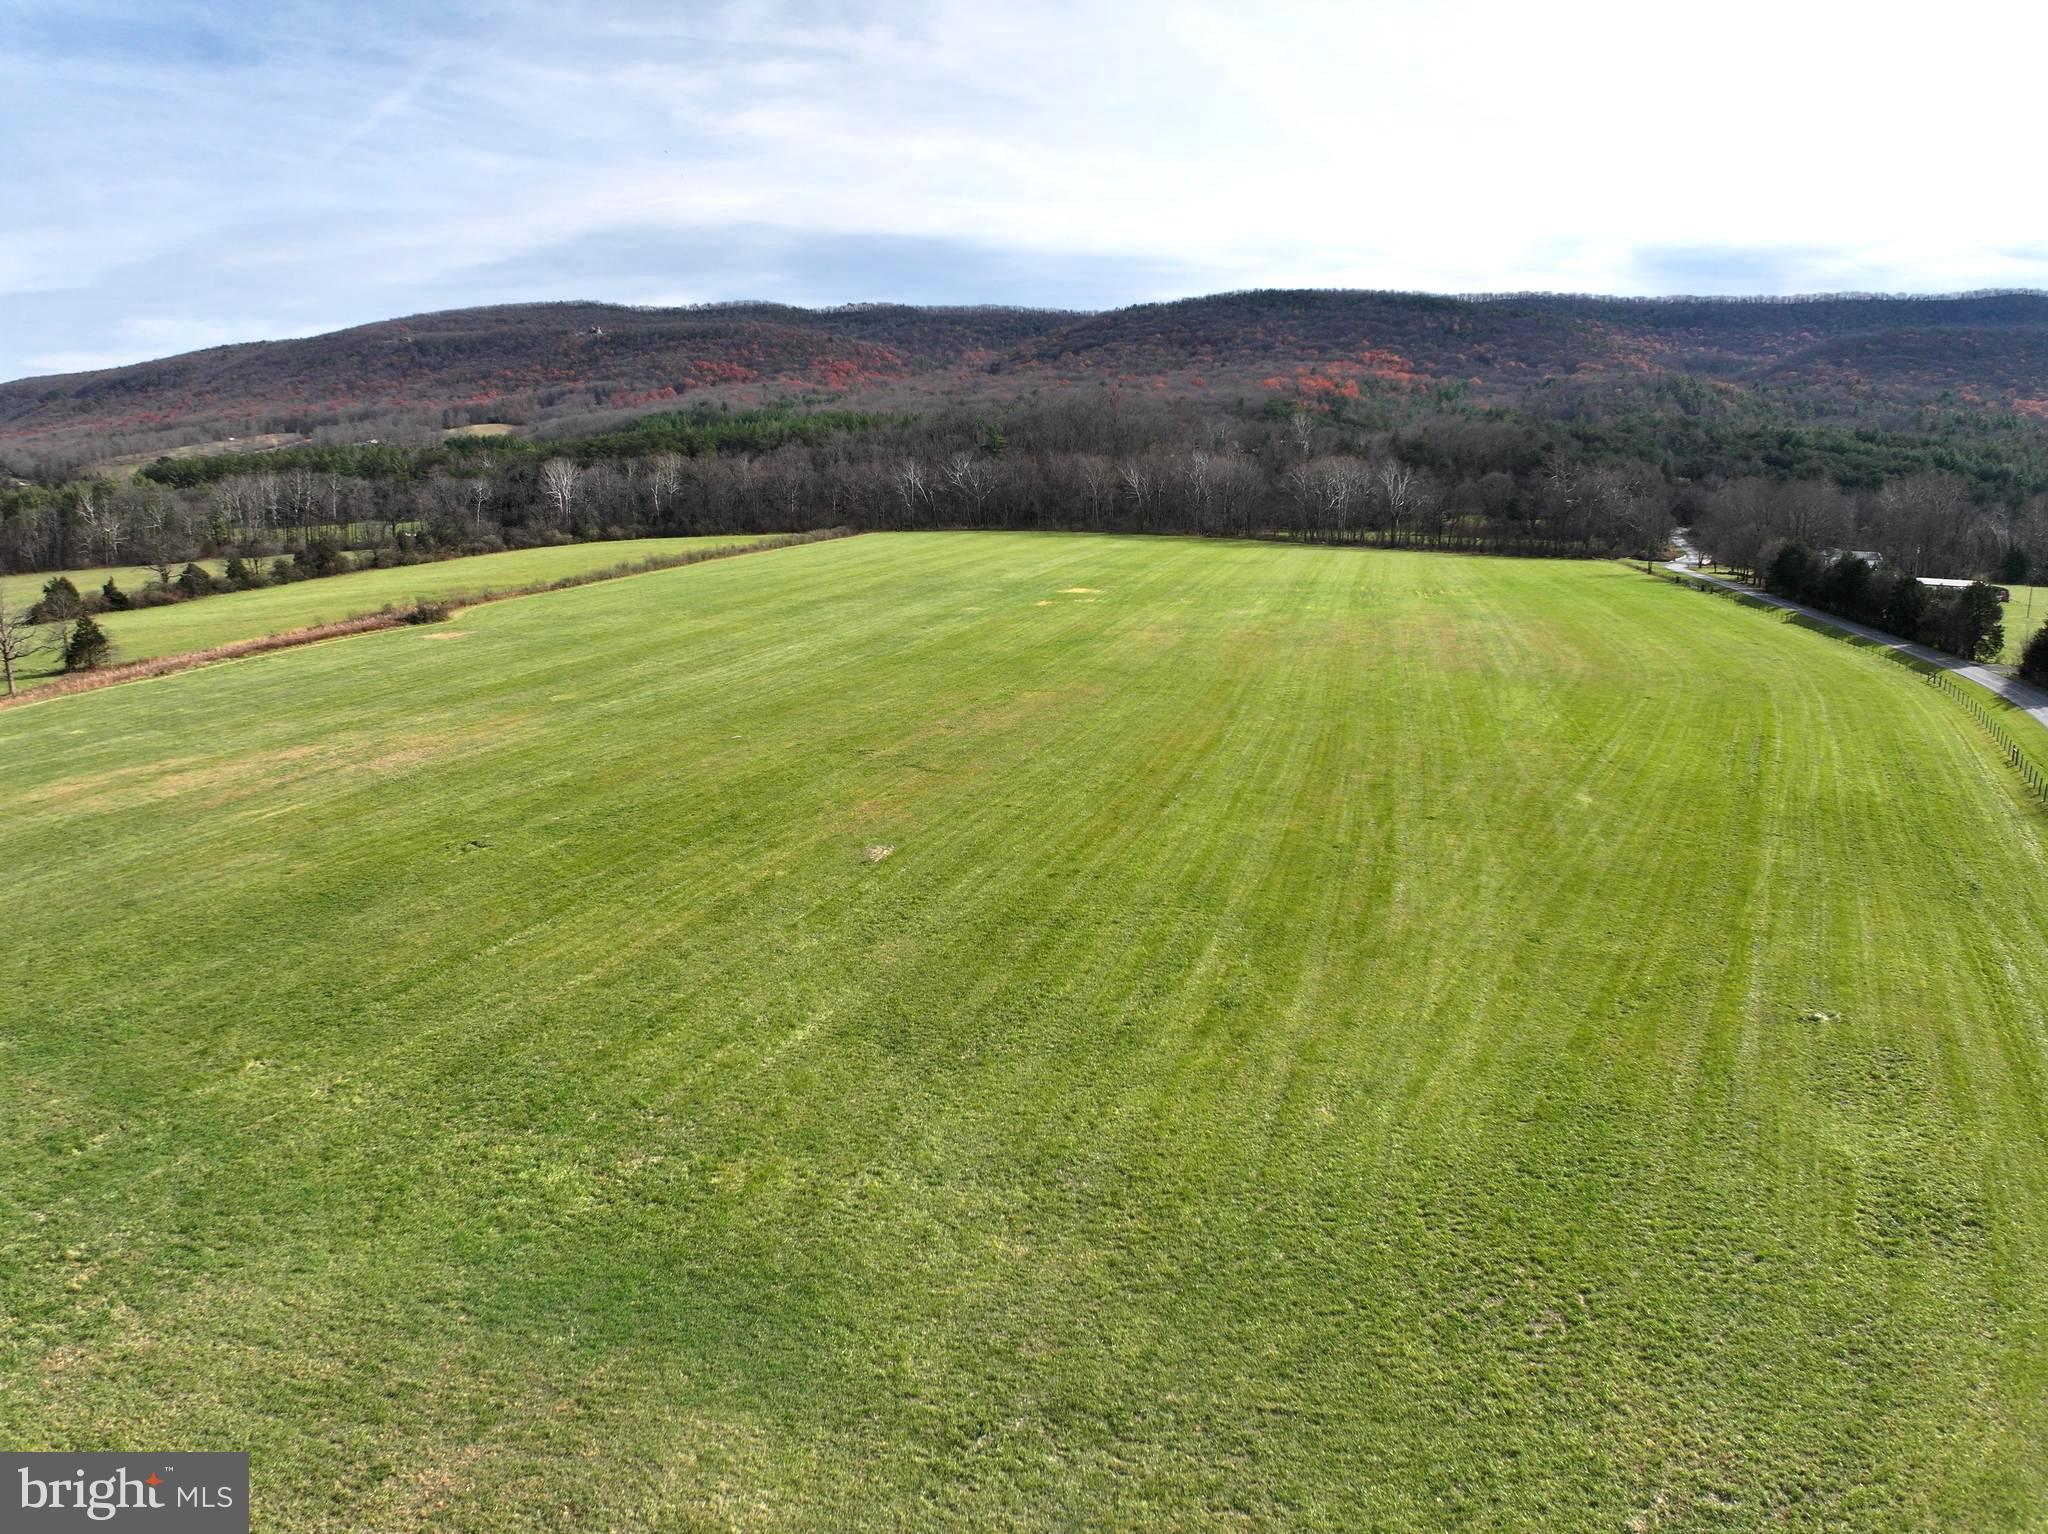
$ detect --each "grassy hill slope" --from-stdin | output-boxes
[4,534,2046,1529]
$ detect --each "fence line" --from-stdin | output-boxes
[1663,568,2048,810]
[1924,670,2048,804]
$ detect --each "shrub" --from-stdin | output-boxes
[293,535,347,579]
[402,600,453,625]
[63,614,112,671]
[132,583,183,608]
[27,576,81,624]
[2021,623,2048,687]
[177,562,214,597]
[100,577,130,610]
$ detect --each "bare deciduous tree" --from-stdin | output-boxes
[76,485,126,564]
[1285,457,1367,542]
[1288,408,1318,459]
[943,453,998,524]
[1213,452,1265,538]
[540,459,580,527]
[1377,462,1419,544]
[1076,456,1115,525]
[253,473,282,532]
[892,460,933,526]
[645,452,684,525]
[1118,456,1154,528]
[284,468,320,529]
[0,595,57,698]
[1178,450,1215,531]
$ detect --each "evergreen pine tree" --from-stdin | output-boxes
[63,614,112,672]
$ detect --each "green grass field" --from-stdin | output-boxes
[1999,586,2047,664]
[2,538,773,688]
[0,558,233,611]
[5,533,2048,1530]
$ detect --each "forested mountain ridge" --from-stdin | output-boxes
[6,290,2048,474]
[0,302,1071,465]
[993,290,2048,403]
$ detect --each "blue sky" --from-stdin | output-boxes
[3,0,2044,382]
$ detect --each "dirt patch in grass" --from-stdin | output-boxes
[1058,587,1102,594]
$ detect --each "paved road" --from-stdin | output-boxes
[1663,535,2048,731]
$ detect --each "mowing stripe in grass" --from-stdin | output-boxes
[5,535,2048,1529]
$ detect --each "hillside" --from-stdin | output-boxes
[6,290,2048,471]
[994,290,2048,404]
[0,302,1070,462]
[7,533,2048,1527]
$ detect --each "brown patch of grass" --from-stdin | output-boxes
[39,1344,88,1382]
[16,745,325,812]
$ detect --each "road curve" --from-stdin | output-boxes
[1662,536,2048,732]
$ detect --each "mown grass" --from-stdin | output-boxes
[0,558,233,611]
[1671,572,2048,787]
[1998,585,2047,665]
[1,537,775,688]
[4,533,2048,1530]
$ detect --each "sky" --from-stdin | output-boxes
[3,0,2045,382]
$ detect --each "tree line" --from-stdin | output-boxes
[1686,472,2040,589]
[0,394,1688,576]
[1684,467,2048,663]
[10,389,2048,604]
[1755,545,2007,662]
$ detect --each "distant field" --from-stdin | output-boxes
[87,431,305,478]
[1999,585,2047,663]
[1,558,232,611]
[445,422,520,437]
[4,534,2047,1529]
[2,537,774,688]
